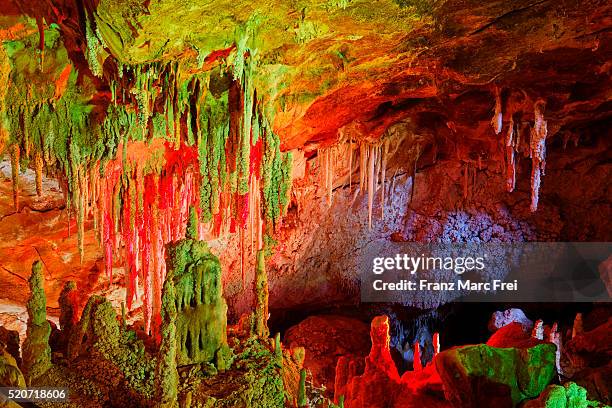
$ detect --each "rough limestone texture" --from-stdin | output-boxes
[0,345,25,388]
[522,382,610,408]
[21,261,52,384]
[187,338,285,408]
[284,315,370,393]
[66,295,156,406]
[0,326,21,366]
[334,315,450,408]
[58,280,79,350]
[253,250,270,338]
[489,309,534,332]
[154,278,179,408]
[434,343,557,408]
[335,316,401,408]
[166,223,228,367]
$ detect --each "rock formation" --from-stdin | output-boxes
[0,0,609,406]
[21,260,52,384]
[165,209,229,367]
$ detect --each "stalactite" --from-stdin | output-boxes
[380,141,388,219]
[2,36,294,340]
[505,117,516,192]
[319,148,334,207]
[409,145,420,207]
[413,342,422,371]
[359,144,367,193]
[529,99,547,212]
[462,162,469,200]
[491,86,503,134]
[73,166,86,263]
[34,151,44,196]
[367,145,375,229]
[9,144,19,211]
[348,138,353,188]
[327,149,333,206]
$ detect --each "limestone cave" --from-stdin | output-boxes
[0,0,610,407]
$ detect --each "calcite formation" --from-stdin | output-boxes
[435,343,557,407]
[0,0,610,407]
[21,261,52,384]
[165,209,229,367]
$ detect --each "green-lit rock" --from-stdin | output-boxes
[166,212,228,367]
[0,346,25,388]
[186,338,284,407]
[434,343,557,408]
[522,382,610,408]
[66,295,156,404]
[254,249,270,338]
[155,278,179,408]
[21,261,52,384]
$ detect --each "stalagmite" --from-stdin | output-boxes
[155,275,179,408]
[549,322,562,376]
[572,313,583,338]
[298,369,308,408]
[9,144,19,211]
[532,319,544,340]
[433,332,440,356]
[413,342,422,371]
[22,261,52,384]
[254,249,269,337]
[529,99,547,212]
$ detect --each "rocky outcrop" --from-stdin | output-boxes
[489,309,533,332]
[0,345,25,388]
[486,322,543,349]
[522,382,608,408]
[0,326,20,366]
[434,343,557,408]
[165,214,229,368]
[334,316,401,408]
[66,295,156,406]
[284,315,370,393]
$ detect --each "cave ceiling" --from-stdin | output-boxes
[2,0,610,152]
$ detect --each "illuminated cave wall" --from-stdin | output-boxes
[0,0,610,327]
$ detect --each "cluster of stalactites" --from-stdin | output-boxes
[491,89,548,212]
[318,136,394,230]
[2,24,294,339]
[95,93,290,339]
[98,148,199,338]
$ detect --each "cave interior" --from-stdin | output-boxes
[0,0,610,407]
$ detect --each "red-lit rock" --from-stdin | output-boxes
[284,315,370,393]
